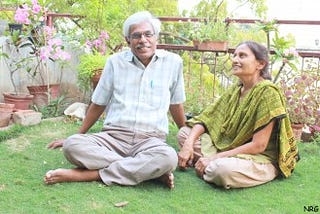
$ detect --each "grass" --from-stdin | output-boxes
[0,118,319,214]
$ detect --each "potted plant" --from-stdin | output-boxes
[77,31,110,91]
[255,19,278,52]
[271,32,299,83]
[189,19,229,51]
[78,53,108,91]
[0,28,34,110]
[279,70,320,140]
[8,0,71,108]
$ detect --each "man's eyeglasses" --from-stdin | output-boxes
[130,31,155,40]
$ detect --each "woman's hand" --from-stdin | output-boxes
[47,139,65,149]
[195,154,219,178]
[195,157,211,178]
[178,140,194,170]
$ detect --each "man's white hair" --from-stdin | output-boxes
[123,11,161,39]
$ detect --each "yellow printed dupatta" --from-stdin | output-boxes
[187,80,299,178]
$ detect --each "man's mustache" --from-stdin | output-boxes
[136,44,151,49]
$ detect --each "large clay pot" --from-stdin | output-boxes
[291,123,304,141]
[3,92,34,110]
[27,84,60,108]
[0,103,15,127]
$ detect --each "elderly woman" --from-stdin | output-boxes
[178,41,299,189]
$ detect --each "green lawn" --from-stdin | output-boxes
[0,119,319,214]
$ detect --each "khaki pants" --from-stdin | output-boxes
[177,126,279,189]
[63,126,178,186]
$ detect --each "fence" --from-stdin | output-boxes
[154,17,320,113]
[1,14,320,110]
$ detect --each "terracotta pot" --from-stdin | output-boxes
[291,123,304,141]
[0,103,15,127]
[3,92,34,110]
[193,40,228,51]
[301,131,313,142]
[27,84,60,108]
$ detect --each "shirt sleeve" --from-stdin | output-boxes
[91,57,114,106]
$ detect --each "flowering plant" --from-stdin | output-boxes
[281,47,300,62]
[9,0,70,85]
[280,70,320,125]
[85,31,110,55]
[256,19,278,34]
[271,32,300,82]
[78,31,110,91]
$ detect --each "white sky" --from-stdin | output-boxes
[178,0,320,49]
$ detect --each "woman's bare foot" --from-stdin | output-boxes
[159,172,174,189]
[44,168,100,184]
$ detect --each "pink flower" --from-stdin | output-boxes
[32,4,41,14]
[310,125,320,132]
[48,38,63,47]
[282,47,299,61]
[14,5,31,24]
[40,46,51,60]
[44,26,55,38]
[93,39,102,49]
[294,77,302,84]
[58,51,71,61]
[31,0,43,14]
[85,31,110,56]
[285,90,293,96]
[100,31,109,40]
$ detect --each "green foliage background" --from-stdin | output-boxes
[1,0,277,115]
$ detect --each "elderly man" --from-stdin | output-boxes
[44,11,186,189]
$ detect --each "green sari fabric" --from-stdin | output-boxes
[187,80,299,178]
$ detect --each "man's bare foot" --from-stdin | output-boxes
[159,172,174,189]
[44,168,100,185]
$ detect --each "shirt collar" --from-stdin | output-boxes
[124,49,167,63]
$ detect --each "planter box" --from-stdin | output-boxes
[193,40,228,51]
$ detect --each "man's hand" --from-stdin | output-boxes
[47,139,65,149]
[178,140,194,170]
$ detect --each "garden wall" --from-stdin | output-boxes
[0,36,82,103]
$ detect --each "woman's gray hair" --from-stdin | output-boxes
[123,11,161,39]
